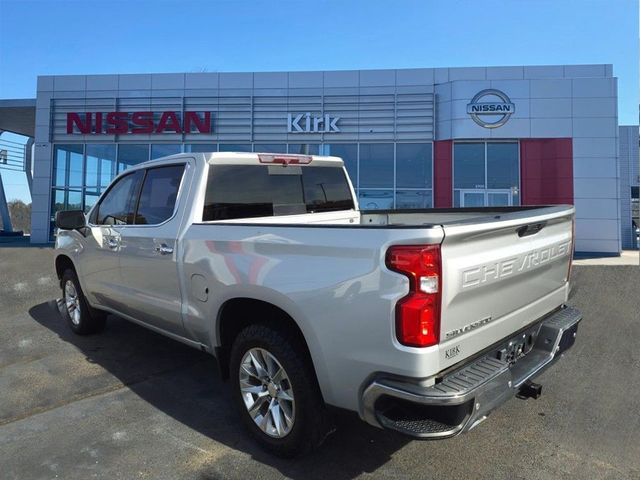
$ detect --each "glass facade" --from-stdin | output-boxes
[150,144,181,159]
[357,144,394,209]
[253,144,287,154]
[395,143,433,209]
[117,144,150,173]
[50,141,434,237]
[85,144,116,190]
[185,144,218,153]
[288,144,320,155]
[52,145,92,235]
[219,144,252,152]
[453,142,519,207]
[322,144,357,186]
[54,144,83,189]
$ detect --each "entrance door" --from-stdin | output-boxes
[460,189,513,207]
[460,190,486,207]
[487,189,513,206]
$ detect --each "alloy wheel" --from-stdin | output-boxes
[239,347,295,438]
[64,280,81,326]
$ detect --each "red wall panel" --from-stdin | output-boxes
[520,138,573,205]
[433,140,453,207]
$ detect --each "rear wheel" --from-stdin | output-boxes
[229,324,331,457]
[61,268,106,335]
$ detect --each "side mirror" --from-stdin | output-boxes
[55,210,86,230]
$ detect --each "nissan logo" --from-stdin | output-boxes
[466,89,515,129]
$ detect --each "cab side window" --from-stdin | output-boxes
[134,165,185,225]
[93,171,143,225]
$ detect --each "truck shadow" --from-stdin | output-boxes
[28,300,410,479]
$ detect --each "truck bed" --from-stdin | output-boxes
[185,203,574,410]
[202,206,569,228]
[361,206,568,226]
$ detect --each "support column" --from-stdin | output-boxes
[0,172,13,232]
[25,137,34,194]
[0,130,13,232]
[433,140,453,208]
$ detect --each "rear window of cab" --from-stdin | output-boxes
[203,165,354,221]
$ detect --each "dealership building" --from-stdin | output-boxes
[0,64,632,254]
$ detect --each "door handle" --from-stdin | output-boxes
[107,238,119,249]
[155,244,174,255]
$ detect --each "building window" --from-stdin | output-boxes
[396,143,433,208]
[253,144,286,154]
[53,144,84,188]
[395,190,431,209]
[51,188,66,220]
[453,142,519,207]
[322,144,357,188]
[118,144,149,173]
[358,190,394,210]
[359,143,394,189]
[84,191,100,212]
[185,144,218,153]
[288,144,320,155]
[85,144,116,189]
[151,144,182,159]
[357,143,395,211]
[487,143,520,204]
[52,145,86,233]
[67,189,82,210]
[219,144,252,152]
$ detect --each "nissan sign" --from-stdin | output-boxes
[466,89,515,128]
[66,111,212,134]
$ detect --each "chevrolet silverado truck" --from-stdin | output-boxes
[54,152,581,456]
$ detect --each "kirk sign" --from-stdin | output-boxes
[287,113,340,133]
[66,111,212,134]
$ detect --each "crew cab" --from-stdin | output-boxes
[54,152,581,456]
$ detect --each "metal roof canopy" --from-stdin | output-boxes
[0,99,36,138]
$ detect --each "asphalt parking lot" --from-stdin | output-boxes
[0,246,638,480]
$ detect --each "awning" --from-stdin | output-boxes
[0,99,36,137]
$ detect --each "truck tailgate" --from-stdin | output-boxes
[439,206,574,354]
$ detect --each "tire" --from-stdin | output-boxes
[60,268,107,335]
[229,324,332,457]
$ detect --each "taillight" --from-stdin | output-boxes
[386,245,442,348]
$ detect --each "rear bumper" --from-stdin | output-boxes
[360,305,582,438]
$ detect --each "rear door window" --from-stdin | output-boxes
[134,165,185,225]
[203,165,354,221]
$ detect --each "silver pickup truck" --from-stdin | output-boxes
[54,152,581,456]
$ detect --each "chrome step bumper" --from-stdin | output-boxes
[361,305,582,439]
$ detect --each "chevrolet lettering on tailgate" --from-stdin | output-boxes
[461,240,571,290]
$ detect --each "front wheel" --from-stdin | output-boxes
[229,324,331,457]
[60,268,106,335]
